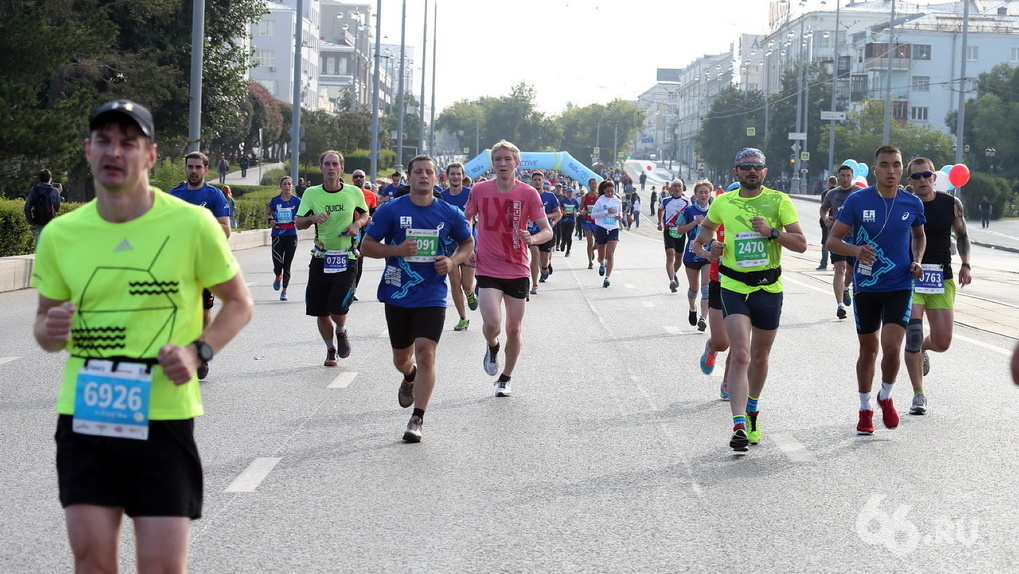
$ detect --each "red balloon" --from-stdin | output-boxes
[855,181,866,187]
[646,165,653,171]
[948,164,970,187]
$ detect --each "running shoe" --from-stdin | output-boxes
[747,412,761,445]
[280,290,288,301]
[603,277,610,288]
[815,265,827,271]
[539,268,548,282]
[837,305,847,320]
[495,380,512,397]
[466,292,479,311]
[336,331,351,359]
[548,264,554,276]
[197,361,209,380]
[398,378,414,408]
[565,251,570,257]
[669,278,679,293]
[598,263,605,276]
[922,350,930,376]
[909,392,927,415]
[697,316,707,332]
[857,409,875,435]
[454,318,469,331]
[483,345,499,376]
[273,275,282,291]
[730,427,750,451]
[688,310,697,326]
[700,343,717,375]
[529,285,538,295]
[324,348,338,367]
[588,261,593,269]
[403,415,423,443]
[719,382,730,401]
[877,396,899,429]
[843,288,852,307]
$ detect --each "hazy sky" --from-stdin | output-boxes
[377,0,777,115]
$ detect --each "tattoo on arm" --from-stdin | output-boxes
[954,197,970,259]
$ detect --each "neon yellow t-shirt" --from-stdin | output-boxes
[705,186,798,294]
[32,192,239,419]
[296,184,368,255]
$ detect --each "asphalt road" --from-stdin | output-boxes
[1,197,1017,573]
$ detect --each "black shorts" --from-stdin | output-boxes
[385,304,445,348]
[476,275,529,300]
[684,259,708,270]
[202,289,214,310]
[537,238,555,253]
[55,415,202,518]
[708,279,722,310]
[663,230,686,252]
[594,227,619,245]
[853,289,913,335]
[306,256,358,317]
[831,253,856,265]
[720,288,783,331]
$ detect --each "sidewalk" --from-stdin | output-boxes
[219,162,285,187]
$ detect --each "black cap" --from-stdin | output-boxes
[89,100,155,140]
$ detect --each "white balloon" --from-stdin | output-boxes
[933,171,951,192]
[853,175,867,187]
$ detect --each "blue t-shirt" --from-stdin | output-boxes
[441,186,471,210]
[365,195,472,308]
[560,197,580,223]
[381,184,401,200]
[836,186,926,292]
[268,195,301,237]
[168,183,230,218]
[528,191,561,234]
[682,202,711,263]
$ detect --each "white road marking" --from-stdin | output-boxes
[625,283,637,289]
[642,301,655,308]
[664,325,681,334]
[327,371,358,389]
[378,329,389,339]
[0,357,18,366]
[782,275,831,295]
[770,433,818,463]
[954,334,1012,356]
[224,457,281,492]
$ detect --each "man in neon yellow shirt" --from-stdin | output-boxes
[692,148,807,452]
[31,100,254,572]
[295,150,370,366]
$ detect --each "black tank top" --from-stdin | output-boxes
[920,192,956,280]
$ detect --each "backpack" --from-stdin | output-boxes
[32,185,57,225]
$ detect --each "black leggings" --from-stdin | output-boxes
[558,221,575,252]
[271,235,298,289]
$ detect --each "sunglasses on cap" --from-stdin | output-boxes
[736,163,766,171]
[908,171,934,180]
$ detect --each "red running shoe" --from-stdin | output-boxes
[877,396,899,429]
[857,410,875,435]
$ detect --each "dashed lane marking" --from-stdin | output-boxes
[224,457,281,492]
[0,357,18,366]
[770,433,818,463]
[327,371,358,389]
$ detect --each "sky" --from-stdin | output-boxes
[377,0,777,115]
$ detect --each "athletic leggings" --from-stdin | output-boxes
[558,221,575,252]
[271,235,298,289]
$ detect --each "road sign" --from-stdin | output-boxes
[593,147,601,155]
[821,111,847,121]
[801,152,810,161]
[747,127,756,136]
[463,147,469,154]
[791,142,801,153]
[788,132,807,140]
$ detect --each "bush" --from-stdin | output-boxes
[959,172,1012,222]
[151,157,188,192]
[344,149,395,178]
[0,199,82,256]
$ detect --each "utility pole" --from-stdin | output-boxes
[187,0,205,153]
[289,0,304,184]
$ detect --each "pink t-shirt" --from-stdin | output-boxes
[465,179,546,279]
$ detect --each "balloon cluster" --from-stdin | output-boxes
[932,164,970,192]
[840,159,870,188]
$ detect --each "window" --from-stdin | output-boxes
[865,42,888,59]
[257,50,274,68]
[913,44,932,60]
[966,45,979,61]
[911,106,928,121]
[257,20,275,36]
[1011,47,1019,62]
[913,76,930,92]
[891,101,908,120]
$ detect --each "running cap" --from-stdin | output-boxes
[670,179,684,186]
[89,100,155,140]
[733,147,765,166]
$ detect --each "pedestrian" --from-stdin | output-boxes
[592,180,622,287]
[350,170,378,300]
[650,186,657,216]
[464,140,553,397]
[817,175,836,270]
[639,171,647,191]
[31,99,253,573]
[826,145,926,436]
[979,196,992,228]
[267,176,301,301]
[361,155,474,442]
[222,184,237,230]
[631,193,642,229]
[692,147,807,451]
[238,155,249,178]
[24,168,61,248]
[217,155,229,184]
[294,151,370,366]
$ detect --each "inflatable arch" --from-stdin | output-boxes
[463,150,601,186]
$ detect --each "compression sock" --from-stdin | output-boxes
[860,392,872,410]
[746,396,760,414]
[732,415,747,430]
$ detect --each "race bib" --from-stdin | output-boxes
[602,215,617,226]
[73,360,153,440]
[275,207,293,224]
[564,205,576,214]
[915,263,945,294]
[404,228,440,263]
[668,228,681,238]
[733,231,769,268]
[324,250,349,273]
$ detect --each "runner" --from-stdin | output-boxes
[903,156,972,415]
[379,170,403,203]
[826,145,926,435]
[678,180,713,330]
[32,99,253,572]
[693,187,733,399]
[527,173,562,294]
[361,155,473,442]
[591,180,622,288]
[464,140,552,397]
[351,170,379,301]
[441,162,478,331]
[692,148,807,451]
[820,165,858,319]
[294,151,370,366]
[580,178,600,270]
[558,185,579,256]
[266,176,301,301]
[657,179,690,293]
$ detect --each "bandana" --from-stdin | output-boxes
[733,147,766,166]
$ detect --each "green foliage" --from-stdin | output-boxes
[952,63,1019,182]
[958,172,1012,222]
[0,199,82,256]
[696,86,766,176]
[344,149,395,175]
[150,157,188,192]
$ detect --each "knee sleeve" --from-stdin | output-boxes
[700,283,709,300]
[687,289,697,299]
[905,319,924,354]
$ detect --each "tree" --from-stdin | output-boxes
[949,63,1019,182]
[695,86,766,177]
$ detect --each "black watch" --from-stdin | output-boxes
[769,227,780,240]
[192,340,214,362]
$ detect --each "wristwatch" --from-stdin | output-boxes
[192,340,214,362]
[769,227,780,240]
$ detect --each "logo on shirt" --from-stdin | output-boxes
[863,210,876,223]
[901,212,909,220]
[400,216,413,229]
[114,239,133,252]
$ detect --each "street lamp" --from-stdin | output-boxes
[985,147,997,173]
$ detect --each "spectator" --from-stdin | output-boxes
[217,155,229,184]
[24,168,61,247]
[222,185,237,229]
[239,155,250,178]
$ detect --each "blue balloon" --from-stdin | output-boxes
[842,159,859,171]
[940,165,955,190]
[726,182,741,191]
[855,162,869,178]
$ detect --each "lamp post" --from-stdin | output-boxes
[418,0,428,156]
[368,0,382,183]
[396,0,407,169]
[985,147,996,173]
